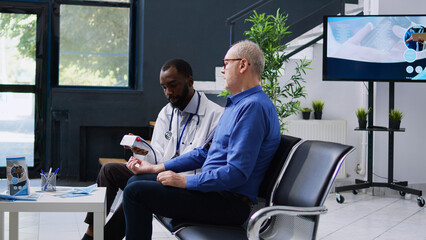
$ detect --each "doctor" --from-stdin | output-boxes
[82,58,223,240]
[140,62,223,173]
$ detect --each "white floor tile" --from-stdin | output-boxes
[318,193,426,240]
[2,188,424,240]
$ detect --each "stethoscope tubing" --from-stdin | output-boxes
[167,92,201,157]
[168,91,201,132]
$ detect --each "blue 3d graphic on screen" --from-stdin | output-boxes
[323,15,426,81]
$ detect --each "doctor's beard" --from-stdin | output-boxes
[169,84,190,111]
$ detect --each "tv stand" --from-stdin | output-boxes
[335,82,425,207]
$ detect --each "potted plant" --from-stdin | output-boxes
[220,9,312,131]
[389,109,403,129]
[312,100,324,120]
[301,107,312,120]
[356,107,370,129]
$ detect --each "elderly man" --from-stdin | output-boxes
[82,58,223,240]
[122,40,281,240]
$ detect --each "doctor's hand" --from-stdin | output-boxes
[157,171,187,188]
[126,156,165,174]
[122,133,149,155]
[131,147,148,155]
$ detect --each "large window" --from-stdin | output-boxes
[0,93,35,167]
[58,1,133,87]
[0,10,42,168]
[0,13,36,85]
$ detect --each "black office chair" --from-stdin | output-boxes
[155,134,302,233]
[175,140,354,240]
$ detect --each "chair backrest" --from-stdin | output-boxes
[257,135,302,202]
[159,134,302,234]
[272,140,354,207]
[258,140,354,240]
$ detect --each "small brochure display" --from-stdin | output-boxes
[6,156,30,196]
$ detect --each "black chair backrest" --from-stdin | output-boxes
[258,135,302,202]
[273,140,354,207]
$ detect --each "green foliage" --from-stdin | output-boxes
[301,107,312,113]
[312,100,324,112]
[389,109,403,121]
[244,9,311,131]
[356,107,370,121]
[0,13,36,60]
[0,7,129,87]
[59,5,129,86]
[217,89,231,97]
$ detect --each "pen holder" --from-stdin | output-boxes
[41,173,56,192]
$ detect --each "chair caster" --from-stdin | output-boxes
[399,191,406,197]
[352,189,359,195]
[417,196,425,207]
[336,193,345,204]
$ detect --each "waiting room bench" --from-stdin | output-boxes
[155,135,354,240]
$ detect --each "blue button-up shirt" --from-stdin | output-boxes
[164,85,280,203]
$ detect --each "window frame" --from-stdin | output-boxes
[51,0,137,89]
[0,1,49,176]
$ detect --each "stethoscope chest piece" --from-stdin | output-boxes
[165,131,172,140]
[165,91,201,142]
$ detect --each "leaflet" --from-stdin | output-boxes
[54,184,98,198]
[0,192,39,201]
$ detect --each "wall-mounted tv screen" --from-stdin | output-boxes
[323,15,426,82]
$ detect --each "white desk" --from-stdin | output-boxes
[0,186,106,240]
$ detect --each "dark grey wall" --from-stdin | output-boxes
[47,0,341,180]
[141,0,341,84]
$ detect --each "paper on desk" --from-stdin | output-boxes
[0,192,40,201]
[54,184,97,198]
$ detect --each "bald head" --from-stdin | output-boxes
[230,40,265,79]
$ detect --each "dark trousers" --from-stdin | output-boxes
[84,163,134,240]
[123,174,251,240]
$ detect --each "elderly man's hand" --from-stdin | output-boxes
[157,171,186,188]
[126,156,164,174]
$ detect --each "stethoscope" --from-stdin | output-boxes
[164,91,201,157]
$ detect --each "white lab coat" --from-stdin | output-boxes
[136,92,223,175]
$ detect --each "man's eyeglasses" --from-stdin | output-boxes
[222,58,243,70]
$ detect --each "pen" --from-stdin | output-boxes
[53,168,60,176]
[41,169,46,176]
[48,168,52,178]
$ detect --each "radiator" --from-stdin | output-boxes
[286,120,347,179]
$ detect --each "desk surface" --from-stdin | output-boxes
[0,187,106,240]
[0,187,106,212]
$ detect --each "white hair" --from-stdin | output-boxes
[231,40,265,78]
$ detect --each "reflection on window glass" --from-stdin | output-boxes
[0,93,35,167]
[0,13,36,85]
[59,5,130,87]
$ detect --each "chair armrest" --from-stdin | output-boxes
[247,205,328,240]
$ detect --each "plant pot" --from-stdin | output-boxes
[389,120,401,129]
[314,112,322,120]
[302,112,310,120]
[358,120,367,129]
